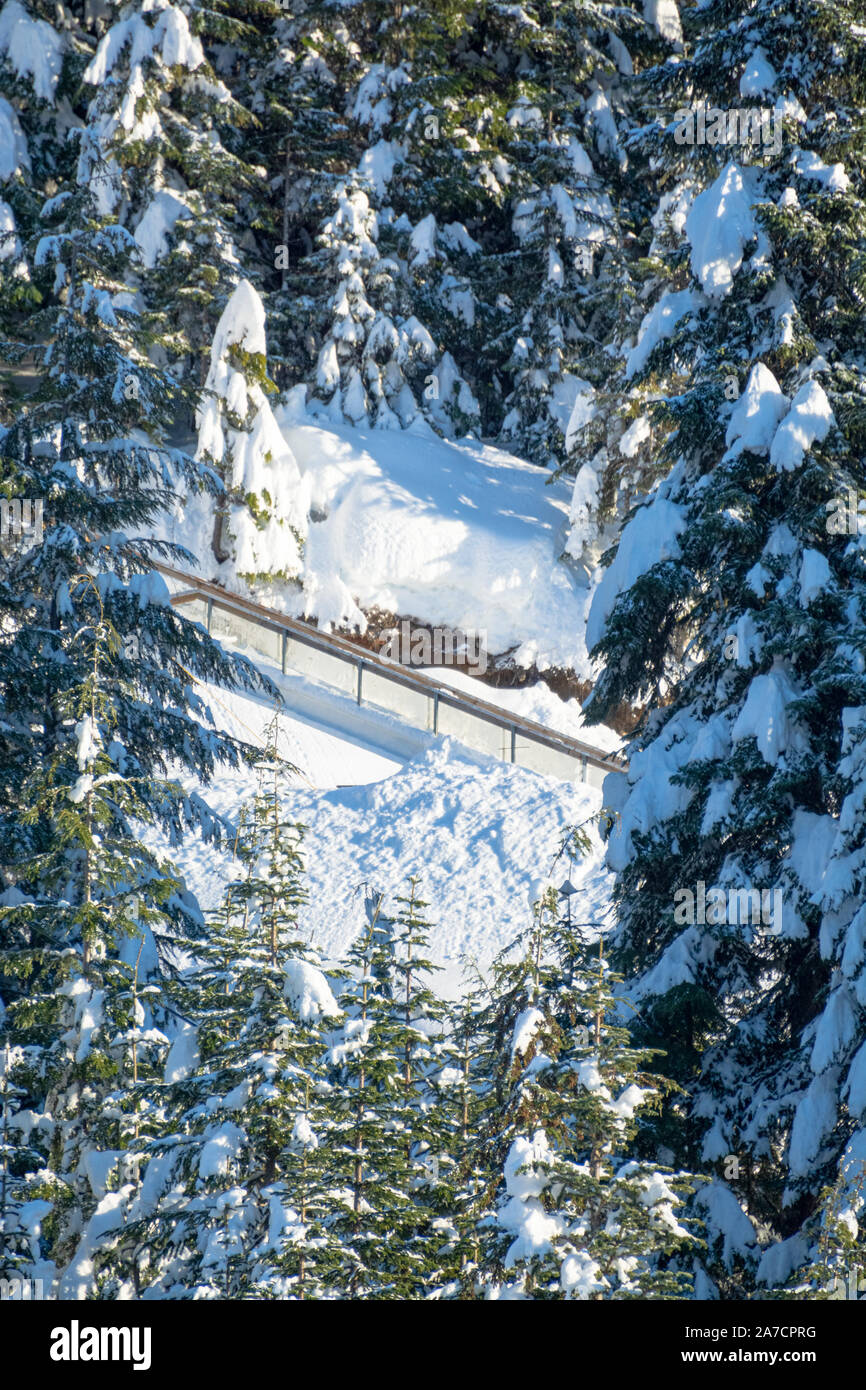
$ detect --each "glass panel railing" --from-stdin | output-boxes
[179,599,209,630]
[514,737,580,782]
[359,667,431,725]
[208,607,282,665]
[283,635,358,698]
[584,760,609,792]
[247,618,283,667]
[169,584,617,788]
[437,701,511,759]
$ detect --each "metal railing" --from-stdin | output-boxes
[158,562,624,788]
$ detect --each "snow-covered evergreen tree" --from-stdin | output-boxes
[759,1139,866,1299]
[35,593,190,1295]
[253,0,485,435]
[195,278,309,579]
[87,722,341,1295]
[465,870,696,1299]
[91,719,341,1299]
[321,883,448,1298]
[305,176,446,432]
[0,577,215,1298]
[0,83,270,1290]
[584,0,866,1272]
[74,0,264,379]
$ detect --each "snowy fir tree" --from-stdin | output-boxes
[11,582,192,1298]
[317,882,452,1299]
[0,24,270,1290]
[194,277,308,579]
[302,175,449,432]
[85,717,343,1299]
[74,0,263,381]
[583,0,866,1286]
[382,878,461,1289]
[461,864,698,1300]
[764,1142,866,1300]
[0,572,240,1297]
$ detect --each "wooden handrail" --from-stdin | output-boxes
[156,561,625,775]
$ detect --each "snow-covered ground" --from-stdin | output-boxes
[283,406,595,675]
[161,400,598,678]
[154,673,613,997]
[154,376,616,995]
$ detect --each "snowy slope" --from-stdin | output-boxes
[153,395,615,993]
[285,408,596,675]
[160,398,598,678]
[153,385,615,992]
[150,676,613,997]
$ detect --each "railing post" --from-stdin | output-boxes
[510,726,517,763]
[281,631,288,675]
[580,754,588,783]
[432,690,439,734]
[206,597,213,633]
[356,660,363,705]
